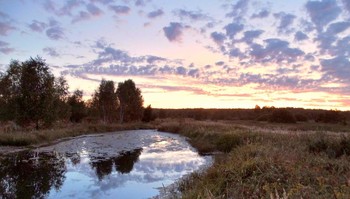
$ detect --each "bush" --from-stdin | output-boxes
[215,134,242,153]
[256,114,270,121]
[269,109,296,123]
[316,110,346,124]
[308,136,350,158]
[295,114,308,122]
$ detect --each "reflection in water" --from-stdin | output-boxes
[0,152,66,199]
[0,130,212,199]
[90,148,142,180]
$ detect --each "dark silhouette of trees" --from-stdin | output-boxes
[116,79,143,123]
[269,109,296,123]
[142,105,155,122]
[68,89,87,123]
[91,79,118,123]
[316,110,346,124]
[0,57,69,129]
[0,152,66,199]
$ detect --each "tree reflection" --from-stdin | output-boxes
[0,152,66,199]
[90,148,142,180]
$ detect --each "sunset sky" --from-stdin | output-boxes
[1,0,350,110]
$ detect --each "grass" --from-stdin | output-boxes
[0,122,153,147]
[157,119,350,198]
[2,118,350,198]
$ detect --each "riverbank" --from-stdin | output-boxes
[158,119,350,198]
[0,122,153,149]
[1,119,350,198]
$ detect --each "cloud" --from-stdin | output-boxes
[28,20,47,33]
[241,30,264,44]
[294,31,309,41]
[215,61,225,66]
[72,11,91,23]
[90,0,114,5]
[0,40,14,54]
[46,26,65,40]
[0,21,16,36]
[147,9,164,19]
[226,0,250,21]
[306,0,341,31]
[273,12,296,34]
[87,3,104,16]
[210,32,226,45]
[109,5,131,15]
[174,9,210,21]
[342,0,350,13]
[251,10,270,19]
[321,55,350,81]
[163,22,184,42]
[61,41,204,79]
[325,21,350,35]
[42,0,83,16]
[0,47,14,54]
[60,0,83,16]
[249,38,305,64]
[224,22,244,39]
[43,47,59,57]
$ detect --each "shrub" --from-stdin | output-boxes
[215,134,242,153]
[316,110,346,124]
[295,114,308,122]
[269,109,296,123]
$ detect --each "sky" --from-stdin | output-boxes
[0,0,350,110]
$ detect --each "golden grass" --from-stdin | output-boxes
[157,119,350,198]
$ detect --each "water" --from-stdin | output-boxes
[0,130,212,199]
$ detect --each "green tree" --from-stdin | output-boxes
[116,79,143,123]
[68,89,87,123]
[91,79,118,123]
[0,57,68,129]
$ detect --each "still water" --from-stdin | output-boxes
[0,130,212,199]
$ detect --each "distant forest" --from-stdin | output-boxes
[0,57,349,130]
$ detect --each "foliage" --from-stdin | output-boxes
[295,113,308,122]
[68,89,87,123]
[91,79,119,123]
[116,79,144,123]
[316,110,346,124]
[269,109,296,123]
[0,57,69,129]
[142,105,155,123]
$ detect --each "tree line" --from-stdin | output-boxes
[0,57,154,130]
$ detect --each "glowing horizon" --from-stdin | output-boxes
[1,0,350,110]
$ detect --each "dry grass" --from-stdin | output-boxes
[0,122,153,147]
[157,119,350,198]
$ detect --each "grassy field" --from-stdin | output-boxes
[0,122,153,147]
[157,119,350,198]
[1,119,350,198]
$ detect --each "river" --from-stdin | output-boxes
[0,130,212,199]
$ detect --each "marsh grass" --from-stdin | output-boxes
[158,119,350,198]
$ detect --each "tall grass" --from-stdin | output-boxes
[158,119,350,198]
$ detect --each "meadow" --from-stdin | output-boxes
[1,119,350,198]
[157,119,350,198]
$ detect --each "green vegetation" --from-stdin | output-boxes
[158,119,350,198]
[117,79,144,123]
[0,57,147,130]
[0,57,69,129]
